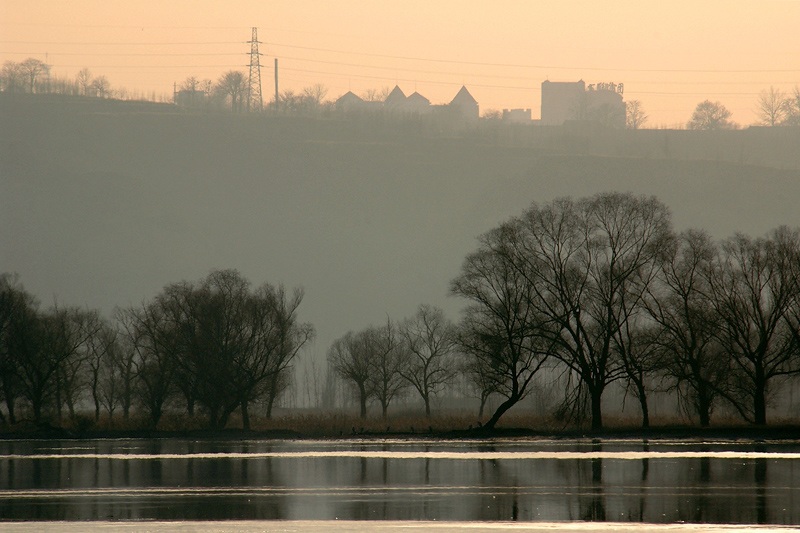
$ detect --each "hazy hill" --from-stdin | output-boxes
[3,96,800,361]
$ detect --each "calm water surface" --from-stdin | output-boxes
[1,438,799,529]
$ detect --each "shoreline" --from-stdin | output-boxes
[2,423,799,442]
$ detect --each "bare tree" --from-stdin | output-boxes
[259,285,315,420]
[612,285,663,429]
[399,305,459,417]
[687,100,735,130]
[90,76,111,98]
[784,86,800,127]
[458,342,499,419]
[0,273,36,423]
[54,309,101,422]
[451,225,550,430]
[708,227,800,425]
[1,61,24,93]
[13,305,98,423]
[366,319,408,419]
[86,319,126,423]
[76,68,92,96]
[214,71,247,112]
[756,86,789,127]
[151,271,312,430]
[503,193,673,431]
[119,300,178,429]
[646,230,727,427]
[302,84,328,108]
[362,86,389,102]
[625,100,648,129]
[19,58,49,93]
[328,330,373,418]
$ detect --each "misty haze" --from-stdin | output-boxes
[3,2,800,531]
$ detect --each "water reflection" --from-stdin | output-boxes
[0,438,798,524]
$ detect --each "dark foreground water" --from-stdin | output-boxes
[1,438,799,530]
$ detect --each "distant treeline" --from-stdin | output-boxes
[4,192,800,433]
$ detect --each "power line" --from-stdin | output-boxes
[0,40,244,46]
[3,51,243,57]
[3,38,799,74]
[266,41,800,74]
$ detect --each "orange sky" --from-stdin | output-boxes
[2,0,799,126]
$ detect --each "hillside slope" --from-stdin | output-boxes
[3,107,800,359]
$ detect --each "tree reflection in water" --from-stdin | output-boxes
[0,438,798,524]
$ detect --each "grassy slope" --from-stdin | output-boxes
[3,104,800,362]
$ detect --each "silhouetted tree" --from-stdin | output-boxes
[783,87,800,127]
[19,58,49,93]
[708,227,800,425]
[362,86,389,102]
[626,100,648,129]
[259,285,314,420]
[76,68,92,96]
[119,298,179,429]
[86,319,126,423]
[15,305,97,423]
[328,330,373,418]
[158,270,312,430]
[0,61,24,93]
[366,319,409,419]
[0,273,35,423]
[214,70,247,112]
[756,86,789,127]
[399,304,458,417]
[451,225,550,430]
[687,100,735,130]
[646,230,727,427]
[89,76,110,98]
[500,193,673,430]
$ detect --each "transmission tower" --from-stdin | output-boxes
[247,27,263,112]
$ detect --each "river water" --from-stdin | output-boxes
[1,437,799,531]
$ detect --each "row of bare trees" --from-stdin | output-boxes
[0,270,313,430]
[177,71,332,115]
[1,59,113,98]
[451,192,800,430]
[327,305,459,419]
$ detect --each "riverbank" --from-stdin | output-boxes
[2,417,799,442]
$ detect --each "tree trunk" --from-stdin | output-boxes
[424,396,431,418]
[32,397,43,424]
[5,397,16,424]
[478,391,488,419]
[483,393,520,430]
[149,407,162,429]
[590,387,604,432]
[241,399,250,431]
[754,383,767,425]
[122,380,131,422]
[358,383,367,419]
[636,381,649,429]
[697,384,711,427]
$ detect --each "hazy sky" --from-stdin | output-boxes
[2,1,800,125]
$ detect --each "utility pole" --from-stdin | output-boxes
[247,27,263,112]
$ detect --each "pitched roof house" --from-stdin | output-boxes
[449,85,479,120]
